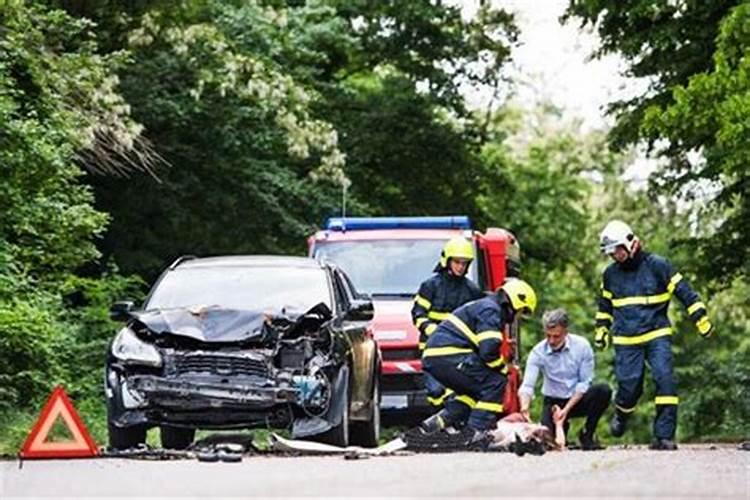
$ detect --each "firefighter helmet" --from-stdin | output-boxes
[500,278,537,316]
[599,220,637,255]
[439,237,474,268]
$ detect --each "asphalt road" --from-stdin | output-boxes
[1,444,748,498]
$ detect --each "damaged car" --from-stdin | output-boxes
[105,256,380,449]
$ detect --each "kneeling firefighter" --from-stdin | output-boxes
[420,278,537,443]
[411,236,483,409]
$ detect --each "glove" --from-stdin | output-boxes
[696,316,714,338]
[594,327,611,349]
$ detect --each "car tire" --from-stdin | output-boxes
[350,373,380,448]
[108,421,147,450]
[312,368,350,447]
[160,425,196,450]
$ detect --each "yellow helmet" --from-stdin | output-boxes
[439,237,474,268]
[500,278,537,316]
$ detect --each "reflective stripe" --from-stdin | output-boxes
[418,342,426,351]
[427,388,454,406]
[611,292,671,307]
[447,314,479,345]
[595,312,613,322]
[616,404,637,414]
[415,317,429,328]
[687,301,706,315]
[425,323,438,335]
[612,327,672,345]
[422,346,474,357]
[667,273,683,294]
[654,396,679,405]
[428,311,450,321]
[414,294,431,309]
[455,394,476,408]
[486,357,505,369]
[601,289,613,300]
[476,330,502,343]
[475,401,504,413]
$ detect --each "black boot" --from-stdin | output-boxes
[609,412,628,438]
[578,429,604,451]
[649,438,678,451]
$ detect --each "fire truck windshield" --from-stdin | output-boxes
[314,239,479,297]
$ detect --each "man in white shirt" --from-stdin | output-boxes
[519,308,611,450]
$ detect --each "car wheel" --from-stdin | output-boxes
[350,374,380,447]
[312,368,350,447]
[108,421,147,450]
[160,425,196,450]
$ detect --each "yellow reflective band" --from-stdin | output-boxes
[455,394,476,408]
[415,317,429,328]
[475,401,504,413]
[414,294,431,309]
[419,342,426,351]
[612,327,672,345]
[422,346,474,357]
[428,311,450,321]
[616,404,637,414]
[425,323,438,335]
[601,289,613,300]
[667,273,683,294]
[596,312,613,322]
[611,292,671,307]
[654,396,679,405]
[486,357,505,369]
[447,314,479,345]
[687,301,706,315]
[427,388,454,407]
[476,330,502,343]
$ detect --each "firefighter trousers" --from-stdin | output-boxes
[614,336,678,440]
[422,352,506,431]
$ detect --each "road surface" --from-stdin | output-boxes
[1,444,747,498]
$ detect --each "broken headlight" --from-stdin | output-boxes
[111,327,162,367]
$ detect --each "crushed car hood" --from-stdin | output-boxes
[131,308,270,343]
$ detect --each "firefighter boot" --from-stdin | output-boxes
[649,438,678,451]
[609,412,628,438]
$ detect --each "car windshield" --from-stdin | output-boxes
[314,239,479,296]
[146,266,331,314]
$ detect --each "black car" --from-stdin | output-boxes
[105,256,381,449]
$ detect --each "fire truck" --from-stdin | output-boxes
[308,216,522,418]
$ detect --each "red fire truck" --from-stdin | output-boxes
[308,216,522,418]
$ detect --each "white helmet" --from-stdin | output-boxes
[600,220,637,255]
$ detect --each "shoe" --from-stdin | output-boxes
[578,429,604,451]
[465,428,494,451]
[610,413,627,437]
[649,438,678,451]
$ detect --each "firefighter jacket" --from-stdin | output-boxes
[421,293,511,371]
[411,270,483,350]
[596,251,710,346]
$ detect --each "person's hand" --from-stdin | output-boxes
[594,327,611,349]
[520,409,531,422]
[552,405,567,425]
[697,317,714,338]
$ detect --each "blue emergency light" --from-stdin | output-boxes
[325,216,472,231]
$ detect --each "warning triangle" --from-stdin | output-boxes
[20,385,98,459]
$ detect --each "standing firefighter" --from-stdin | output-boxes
[419,278,537,445]
[411,236,483,408]
[596,220,714,450]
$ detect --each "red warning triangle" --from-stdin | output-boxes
[20,385,98,459]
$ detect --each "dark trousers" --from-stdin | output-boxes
[614,337,677,439]
[424,371,450,408]
[541,383,612,439]
[422,352,506,431]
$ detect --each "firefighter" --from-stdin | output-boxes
[596,220,714,450]
[411,236,483,409]
[419,278,537,444]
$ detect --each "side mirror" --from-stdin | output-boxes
[345,299,374,322]
[110,301,135,322]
